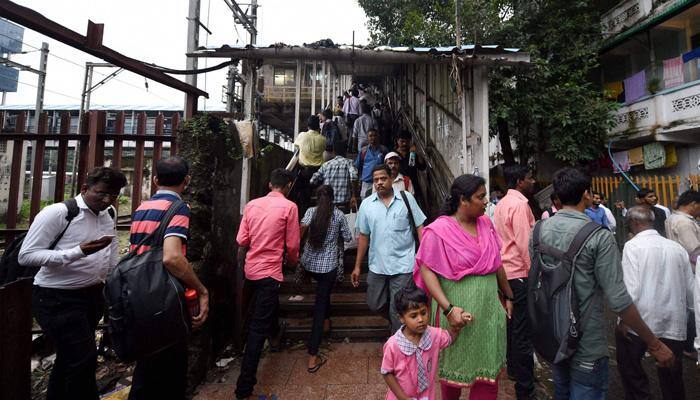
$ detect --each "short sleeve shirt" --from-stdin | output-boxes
[380,326,452,400]
[357,190,427,275]
[130,190,190,255]
[294,130,326,167]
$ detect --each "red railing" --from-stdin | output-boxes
[0,109,181,245]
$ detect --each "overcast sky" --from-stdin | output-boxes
[4,0,370,110]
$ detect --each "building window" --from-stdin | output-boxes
[273,67,295,86]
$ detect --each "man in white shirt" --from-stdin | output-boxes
[20,167,126,400]
[383,152,414,195]
[599,193,617,233]
[616,206,693,400]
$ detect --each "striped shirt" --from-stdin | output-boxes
[130,190,190,255]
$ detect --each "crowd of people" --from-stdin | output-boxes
[14,84,700,400]
[239,109,700,400]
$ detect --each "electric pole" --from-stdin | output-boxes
[27,42,48,198]
[184,0,201,113]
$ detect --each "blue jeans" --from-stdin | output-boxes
[552,357,609,400]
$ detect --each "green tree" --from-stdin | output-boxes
[358,0,617,166]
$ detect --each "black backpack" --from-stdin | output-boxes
[527,220,601,365]
[104,200,190,362]
[0,199,81,286]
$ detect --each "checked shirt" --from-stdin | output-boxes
[310,156,358,205]
[301,207,353,273]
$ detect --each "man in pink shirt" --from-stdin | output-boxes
[493,165,537,400]
[235,168,300,400]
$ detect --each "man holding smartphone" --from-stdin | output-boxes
[19,167,127,400]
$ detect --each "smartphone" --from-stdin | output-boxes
[97,234,116,242]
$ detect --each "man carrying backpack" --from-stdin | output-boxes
[127,156,209,400]
[19,167,127,400]
[531,168,674,399]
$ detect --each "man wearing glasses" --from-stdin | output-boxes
[20,166,127,400]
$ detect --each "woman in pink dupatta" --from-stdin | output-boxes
[414,175,514,400]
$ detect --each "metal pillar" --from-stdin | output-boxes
[294,60,302,136]
[311,61,317,115]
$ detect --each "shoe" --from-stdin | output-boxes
[307,354,327,373]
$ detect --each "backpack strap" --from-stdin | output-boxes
[48,198,81,250]
[532,220,567,260]
[564,222,602,262]
[399,190,419,246]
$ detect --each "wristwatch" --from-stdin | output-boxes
[443,304,454,317]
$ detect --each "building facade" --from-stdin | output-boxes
[600,0,700,183]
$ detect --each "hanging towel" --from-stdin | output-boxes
[643,142,666,170]
[628,146,644,166]
[664,145,678,168]
[624,70,647,103]
[663,56,684,89]
[682,47,700,63]
[612,151,630,173]
[604,82,624,101]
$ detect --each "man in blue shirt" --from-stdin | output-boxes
[351,164,427,332]
[355,129,387,199]
[585,191,610,230]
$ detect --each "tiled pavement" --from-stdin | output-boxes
[193,342,518,400]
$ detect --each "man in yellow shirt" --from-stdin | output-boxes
[293,115,326,216]
[295,115,326,168]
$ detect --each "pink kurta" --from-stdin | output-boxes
[381,326,452,400]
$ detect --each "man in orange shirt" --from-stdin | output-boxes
[493,165,537,400]
[235,168,300,399]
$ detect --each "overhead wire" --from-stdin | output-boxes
[0,31,179,107]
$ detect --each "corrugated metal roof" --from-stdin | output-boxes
[201,43,522,54]
[0,104,226,111]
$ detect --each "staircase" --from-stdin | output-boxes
[278,249,392,341]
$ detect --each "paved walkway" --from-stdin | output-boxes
[193,341,519,400]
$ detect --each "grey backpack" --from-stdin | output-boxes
[527,220,601,364]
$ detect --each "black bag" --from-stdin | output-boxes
[104,200,190,362]
[0,198,81,286]
[527,220,601,365]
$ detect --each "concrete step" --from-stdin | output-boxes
[281,315,390,340]
[279,292,372,318]
[279,272,368,294]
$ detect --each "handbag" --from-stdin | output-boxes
[104,200,190,362]
[344,210,359,250]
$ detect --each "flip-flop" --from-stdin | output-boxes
[307,355,327,373]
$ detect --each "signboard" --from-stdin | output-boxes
[0,19,24,55]
[0,20,23,92]
[0,65,18,92]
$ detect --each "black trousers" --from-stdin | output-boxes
[615,329,685,400]
[32,284,104,400]
[507,278,535,399]
[307,270,336,356]
[128,341,187,400]
[235,277,280,399]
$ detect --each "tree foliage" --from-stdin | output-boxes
[358,0,617,166]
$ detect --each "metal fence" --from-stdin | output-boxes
[0,110,180,244]
[592,174,700,207]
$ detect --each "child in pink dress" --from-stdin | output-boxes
[380,286,470,400]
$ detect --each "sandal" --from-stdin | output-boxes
[307,354,327,373]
